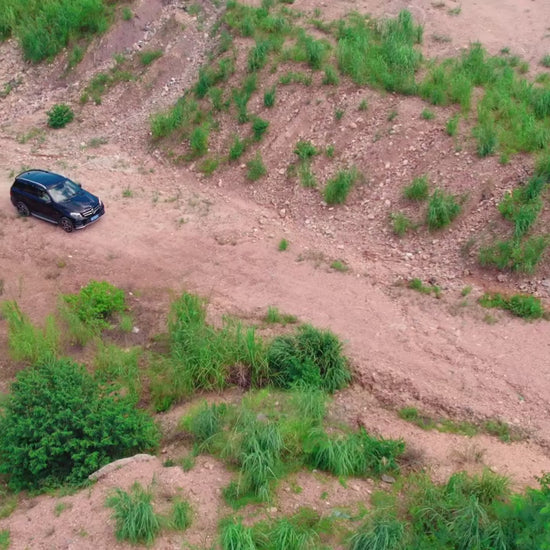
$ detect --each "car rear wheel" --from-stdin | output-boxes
[60,217,74,233]
[16,201,30,216]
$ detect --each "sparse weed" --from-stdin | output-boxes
[479,292,544,320]
[330,260,348,272]
[122,7,133,21]
[408,278,441,298]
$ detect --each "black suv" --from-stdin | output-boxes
[10,169,104,232]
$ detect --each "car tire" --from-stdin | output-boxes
[60,217,74,233]
[16,201,30,217]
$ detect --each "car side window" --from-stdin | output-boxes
[39,191,51,202]
[26,183,41,197]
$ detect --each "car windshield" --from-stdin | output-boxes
[48,179,81,202]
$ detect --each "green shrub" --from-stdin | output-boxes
[0,358,159,490]
[106,483,160,545]
[323,167,360,205]
[403,175,429,200]
[252,117,269,141]
[247,152,267,181]
[47,103,74,128]
[267,324,351,393]
[63,280,126,331]
[0,301,59,362]
[426,189,461,229]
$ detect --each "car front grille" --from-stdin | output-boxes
[81,204,101,218]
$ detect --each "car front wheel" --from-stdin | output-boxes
[16,201,30,217]
[60,217,74,233]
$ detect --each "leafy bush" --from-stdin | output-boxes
[426,189,461,229]
[267,324,351,393]
[107,483,161,545]
[403,175,429,200]
[0,301,59,362]
[0,358,159,489]
[47,104,74,128]
[323,167,360,205]
[63,280,126,331]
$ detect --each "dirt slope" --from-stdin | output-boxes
[0,0,550,547]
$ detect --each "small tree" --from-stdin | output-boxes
[0,358,159,490]
[47,103,74,128]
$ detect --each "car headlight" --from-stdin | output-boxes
[70,212,84,220]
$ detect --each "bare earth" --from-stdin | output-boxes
[1,0,550,547]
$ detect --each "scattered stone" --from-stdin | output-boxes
[381,474,396,484]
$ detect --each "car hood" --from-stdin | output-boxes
[66,189,100,210]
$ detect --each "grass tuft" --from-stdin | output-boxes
[323,167,360,205]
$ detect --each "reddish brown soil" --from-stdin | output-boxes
[1,0,550,547]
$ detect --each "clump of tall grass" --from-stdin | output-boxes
[337,10,422,94]
[247,152,267,181]
[498,189,542,239]
[1,0,112,63]
[220,518,256,550]
[0,301,59,362]
[479,236,549,273]
[305,427,404,477]
[94,344,142,401]
[150,96,202,140]
[267,324,351,393]
[426,189,461,229]
[403,175,429,200]
[195,57,235,98]
[106,483,161,545]
[323,167,360,205]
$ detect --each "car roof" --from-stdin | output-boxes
[15,170,66,188]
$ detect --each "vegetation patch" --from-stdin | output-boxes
[408,278,441,298]
[46,104,74,129]
[478,292,544,320]
[323,167,361,205]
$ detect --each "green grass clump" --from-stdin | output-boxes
[94,344,142,401]
[278,238,289,251]
[426,189,461,229]
[478,292,544,320]
[0,301,59,362]
[267,324,351,393]
[337,10,422,94]
[220,518,256,550]
[63,280,126,331]
[322,65,340,85]
[446,114,459,136]
[139,49,163,66]
[247,153,267,181]
[479,236,549,273]
[323,167,360,205]
[498,189,542,238]
[170,499,192,531]
[0,531,9,550]
[391,212,414,236]
[252,117,270,141]
[264,306,297,325]
[399,407,478,436]
[294,140,317,160]
[350,517,405,550]
[264,86,276,107]
[421,108,435,120]
[150,97,202,140]
[541,55,550,68]
[0,357,159,490]
[190,124,210,157]
[330,260,348,272]
[403,175,429,201]
[305,427,404,477]
[47,104,74,128]
[279,71,312,86]
[229,135,246,161]
[151,293,269,410]
[0,0,112,63]
[106,483,161,545]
